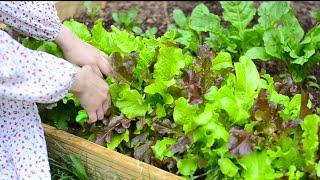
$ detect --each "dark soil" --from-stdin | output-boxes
[73,1,320,111]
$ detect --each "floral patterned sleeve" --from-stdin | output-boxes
[0,1,61,40]
[0,1,77,103]
[0,30,77,103]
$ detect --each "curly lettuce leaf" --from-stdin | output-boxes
[177,154,198,176]
[109,83,148,118]
[153,46,186,80]
[218,157,239,177]
[151,137,176,161]
[107,130,130,150]
[239,152,283,180]
[212,52,233,72]
[63,19,91,41]
[301,114,320,165]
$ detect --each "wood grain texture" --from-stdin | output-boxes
[43,124,183,180]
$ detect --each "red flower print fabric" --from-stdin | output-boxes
[0,2,76,179]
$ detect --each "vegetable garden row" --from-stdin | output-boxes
[21,1,320,179]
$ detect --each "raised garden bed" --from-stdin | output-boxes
[44,124,182,179]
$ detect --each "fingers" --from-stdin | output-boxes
[91,64,103,78]
[98,53,114,77]
[97,106,105,120]
[87,111,97,124]
[102,95,111,112]
[75,64,112,124]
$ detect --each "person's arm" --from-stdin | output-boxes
[0,30,76,103]
[0,1,61,41]
[0,1,113,77]
[0,30,110,123]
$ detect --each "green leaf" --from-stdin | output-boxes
[204,86,218,101]
[263,29,284,59]
[245,47,271,61]
[272,137,305,170]
[221,1,256,30]
[234,56,260,95]
[145,27,158,37]
[134,37,160,77]
[212,52,233,72]
[110,25,140,55]
[189,3,220,32]
[112,7,139,27]
[155,103,166,118]
[175,29,199,52]
[151,137,176,161]
[90,19,114,54]
[257,1,291,29]
[22,38,64,58]
[144,79,175,104]
[218,157,239,177]
[279,94,302,121]
[63,19,91,41]
[192,115,229,147]
[288,165,304,180]
[291,45,315,65]
[69,154,89,180]
[301,114,320,165]
[153,46,186,80]
[160,28,177,43]
[239,152,283,180]
[279,10,304,48]
[304,24,320,48]
[241,28,264,52]
[110,83,148,118]
[212,81,251,125]
[316,162,320,177]
[177,154,198,176]
[21,38,43,50]
[132,26,143,35]
[173,97,199,126]
[75,110,88,125]
[107,130,130,150]
[63,93,81,106]
[173,9,187,28]
[205,29,238,53]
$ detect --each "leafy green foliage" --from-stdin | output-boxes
[83,1,101,20]
[218,157,239,177]
[189,4,220,33]
[112,7,141,32]
[63,20,91,42]
[239,152,283,180]
[177,154,198,176]
[109,83,148,119]
[151,137,176,161]
[220,1,256,31]
[22,2,320,179]
[49,149,89,180]
[301,114,320,166]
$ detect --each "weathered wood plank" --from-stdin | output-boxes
[43,124,183,180]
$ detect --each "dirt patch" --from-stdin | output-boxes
[74,1,320,34]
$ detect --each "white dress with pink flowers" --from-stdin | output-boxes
[0,2,76,179]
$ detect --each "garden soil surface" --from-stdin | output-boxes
[74,1,320,111]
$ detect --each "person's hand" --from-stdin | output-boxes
[70,65,111,123]
[55,25,114,78]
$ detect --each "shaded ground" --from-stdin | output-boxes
[78,1,320,34]
[74,1,320,111]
